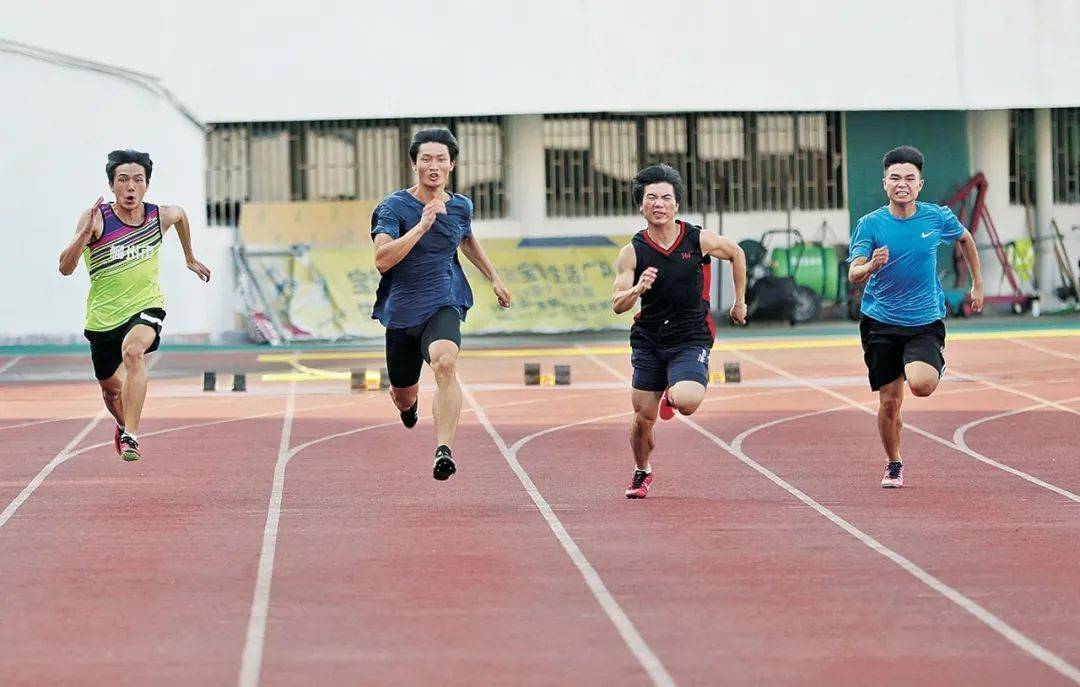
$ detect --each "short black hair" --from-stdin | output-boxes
[409,128,459,162]
[632,163,685,206]
[106,149,153,183]
[883,145,924,173]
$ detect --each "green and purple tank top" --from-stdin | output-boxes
[82,202,165,331]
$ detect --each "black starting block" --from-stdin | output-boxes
[708,362,742,384]
[524,363,541,386]
[554,364,571,386]
[204,371,247,392]
[524,363,571,386]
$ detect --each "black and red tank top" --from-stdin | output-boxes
[630,220,715,347]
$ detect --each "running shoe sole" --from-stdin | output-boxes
[433,456,456,480]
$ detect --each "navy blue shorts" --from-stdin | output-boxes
[631,342,711,392]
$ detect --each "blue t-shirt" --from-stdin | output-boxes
[848,202,965,326]
[370,189,475,329]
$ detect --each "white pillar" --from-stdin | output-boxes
[1034,108,1053,299]
[505,115,546,236]
[966,110,1010,292]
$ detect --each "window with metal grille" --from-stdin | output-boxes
[205,116,508,226]
[544,111,844,217]
[1052,107,1080,204]
[1009,109,1036,206]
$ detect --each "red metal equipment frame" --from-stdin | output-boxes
[940,173,1033,314]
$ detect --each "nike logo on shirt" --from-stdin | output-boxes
[921,231,934,238]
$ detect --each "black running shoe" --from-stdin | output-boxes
[432,445,456,481]
[400,400,419,429]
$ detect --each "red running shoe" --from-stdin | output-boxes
[624,469,653,499]
[658,389,675,421]
[113,425,123,456]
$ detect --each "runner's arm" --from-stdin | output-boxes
[374,230,427,273]
[849,248,889,285]
[459,234,511,307]
[59,199,103,275]
[374,201,442,272]
[161,205,211,282]
[613,243,654,314]
[699,231,747,309]
[957,229,984,311]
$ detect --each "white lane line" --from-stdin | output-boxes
[0,396,356,535]
[462,383,677,687]
[0,409,107,530]
[703,414,1080,685]
[949,368,1080,417]
[238,382,298,687]
[952,395,1080,501]
[585,350,1080,684]
[0,356,24,375]
[0,355,163,532]
[509,386,804,455]
[59,399,356,462]
[1011,338,1080,363]
[232,390,614,686]
[735,350,1080,504]
[0,398,211,433]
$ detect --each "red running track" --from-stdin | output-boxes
[0,335,1078,685]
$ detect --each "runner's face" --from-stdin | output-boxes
[111,163,148,210]
[412,143,455,190]
[883,163,923,204]
[640,182,678,225]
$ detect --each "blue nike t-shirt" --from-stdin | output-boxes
[849,202,966,326]
[370,189,475,329]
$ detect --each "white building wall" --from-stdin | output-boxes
[4,0,1080,122]
[0,50,233,341]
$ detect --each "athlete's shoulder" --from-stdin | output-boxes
[150,203,172,222]
[858,205,891,225]
[917,202,956,221]
[449,192,474,212]
[383,189,415,207]
[374,190,411,217]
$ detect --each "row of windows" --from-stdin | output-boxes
[1008,107,1080,205]
[206,108,1079,226]
[205,117,506,226]
[1052,107,1080,205]
[205,110,845,226]
[544,112,844,216]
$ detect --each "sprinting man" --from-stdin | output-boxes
[612,163,747,499]
[849,145,984,488]
[58,149,212,462]
[371,128,511,481]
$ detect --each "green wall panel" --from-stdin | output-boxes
[845,111,970,232]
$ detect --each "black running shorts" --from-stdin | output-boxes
[84,308,166,381]
[384,306,463,388]
[859,316,946,391]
